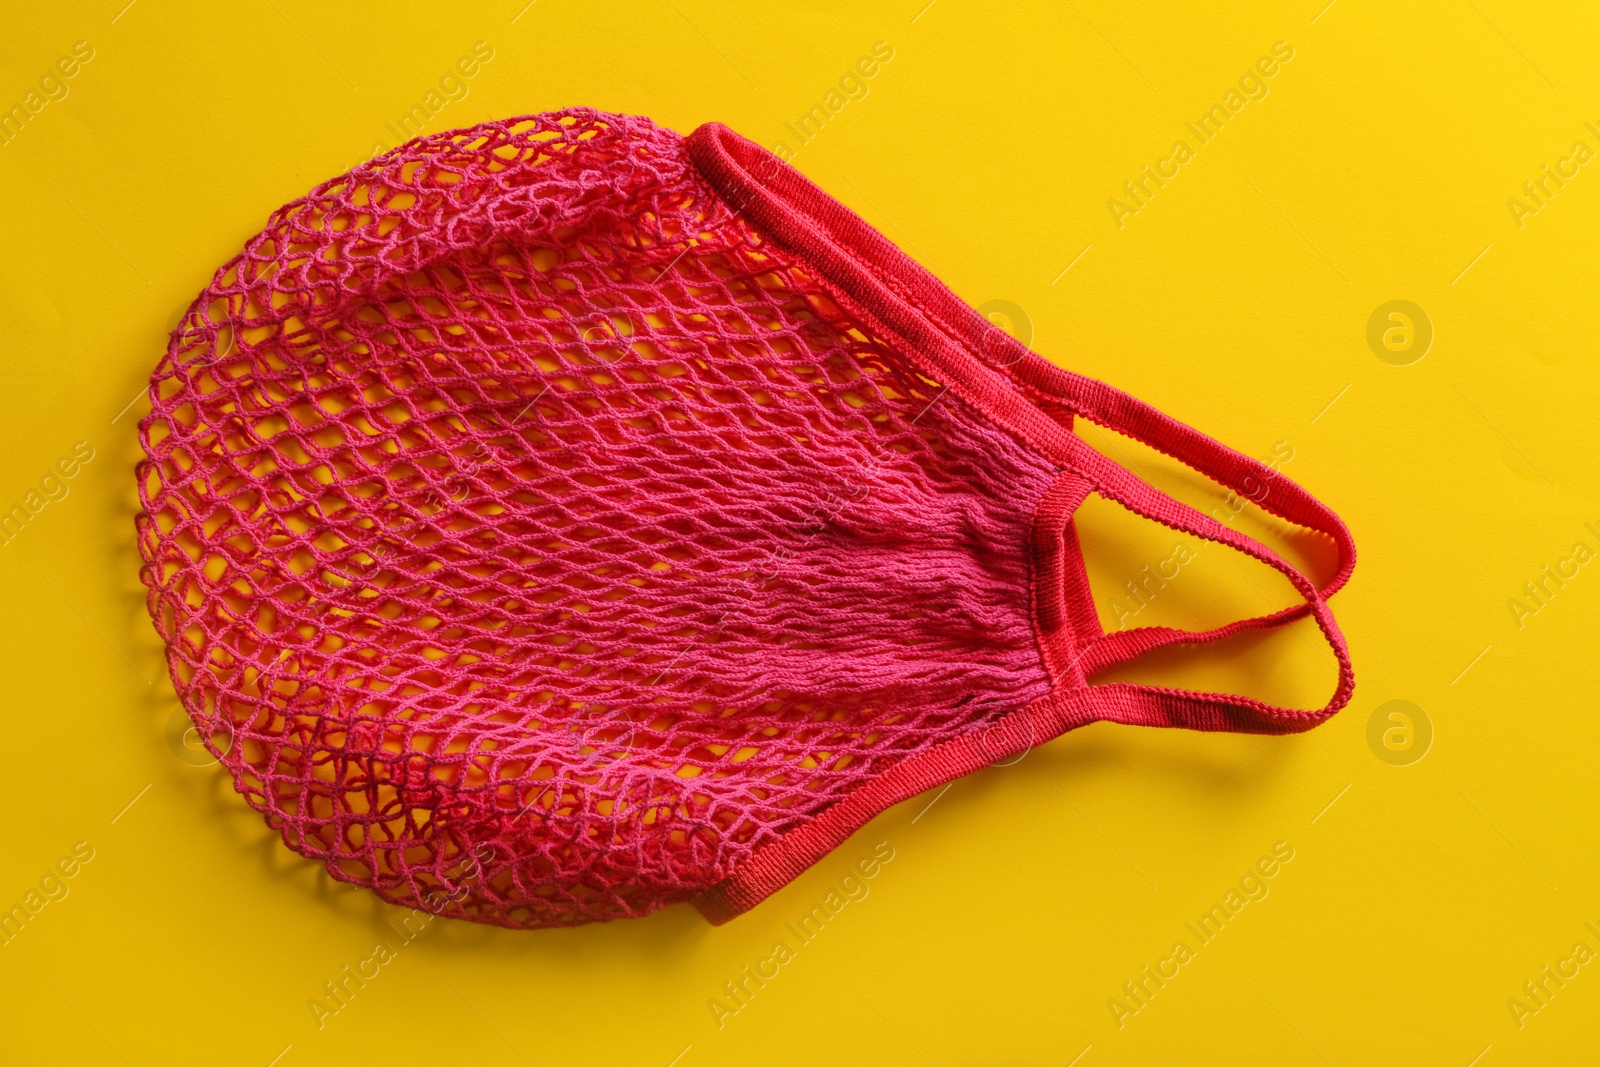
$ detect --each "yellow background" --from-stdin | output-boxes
[3,0,1598,1063]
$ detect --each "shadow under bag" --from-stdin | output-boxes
[137,108,1356,928]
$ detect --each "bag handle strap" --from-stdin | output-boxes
[1068,436,1353,731]
[1011,356,1355,593]
[1009,357,1356,734]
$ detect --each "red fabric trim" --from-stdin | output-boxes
[684,121,1356,925]
[1030,471,1094,690]
[1059,517,1104,659]
[694,686,1106,924]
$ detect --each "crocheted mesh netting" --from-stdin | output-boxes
[137,109,1060,928]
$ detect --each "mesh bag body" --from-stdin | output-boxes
[137,109,1356,928]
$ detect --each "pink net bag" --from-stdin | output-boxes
[137,108,1355,928]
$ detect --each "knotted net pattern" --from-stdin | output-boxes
[137,109,1058,927]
